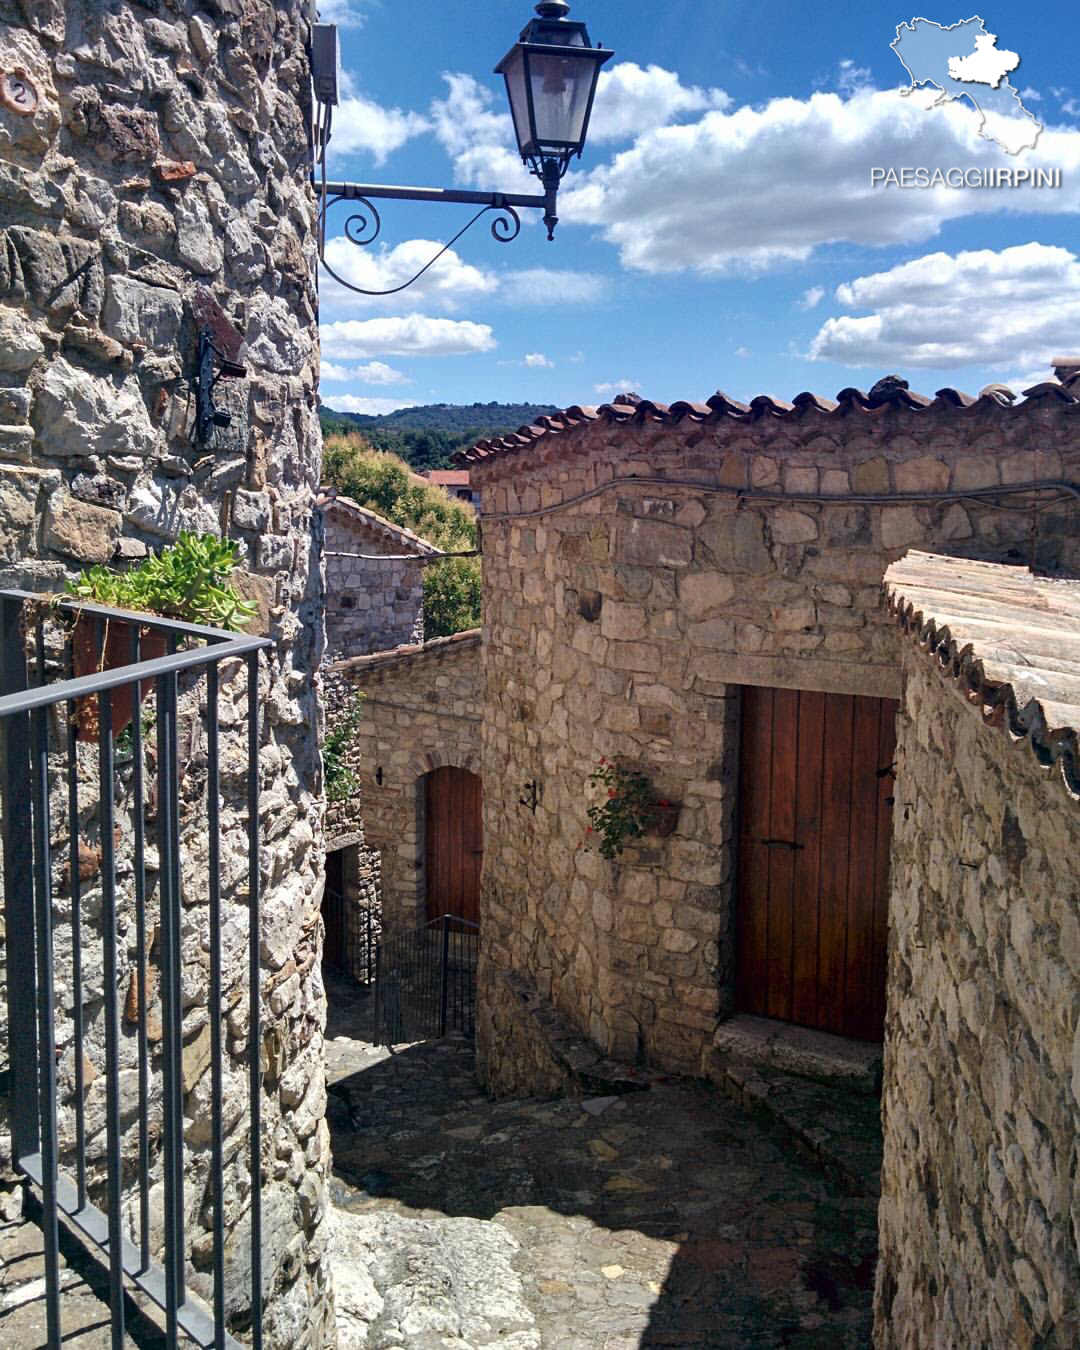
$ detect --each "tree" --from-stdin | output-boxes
[322,433,482,636]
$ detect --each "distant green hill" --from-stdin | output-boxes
[319,401,558,472]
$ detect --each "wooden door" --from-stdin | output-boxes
[425,767,483,925]
[735,686,897,1041]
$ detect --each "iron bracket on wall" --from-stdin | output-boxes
[314,176,559,298]
[194,327,247,445]
[519,780,542,812]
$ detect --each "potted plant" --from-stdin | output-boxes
[66,532,255,741]
[582,759,681,859]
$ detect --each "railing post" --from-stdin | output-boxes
[0,596,38,1167]
[373,941,382,1047]
[439,914,451,1038]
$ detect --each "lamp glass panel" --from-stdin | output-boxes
[501,47,532,154]
[526,50,597,147]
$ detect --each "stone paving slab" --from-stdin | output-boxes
[324,976,878,1349]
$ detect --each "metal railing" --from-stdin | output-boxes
[373,914,479,1046]
[0,589,272,1349]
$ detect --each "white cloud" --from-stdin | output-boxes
[734,346,752,358]
[430,74,535,193]
[807,242,1080,371]
[320,360,409,385]
[797,286,825,311]
[1002,368,1057,394]
[316,0,367,28]
[561,88,1080,274]
[322,394,413,416]
[1063,98,1080,118]
[328,71,430,166]
[429,64,732,192]
[524,352,554,368]
[834,59,874,97]
[319,237,495,312]
[594,380,641,398]
[1019,87,1042,103]
[498,268,610,306]
[321,315,496,359]
[589,63,731,143]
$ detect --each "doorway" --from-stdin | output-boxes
[424,766,483,925]
[735,686,897,1041]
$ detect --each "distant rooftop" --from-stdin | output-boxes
[423,470,472,487]
[317,489,440,554]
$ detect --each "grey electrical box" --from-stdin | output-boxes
[312,23,340,106]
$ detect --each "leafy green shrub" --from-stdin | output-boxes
[66,532,255,631]
[422,557,483,639]
[324,695,364,802]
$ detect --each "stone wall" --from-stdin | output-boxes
[319,494,431,661]
[466,391,1080,1091]
[875,652,1079,1348]
[325,631,481,934]
[0,2,331,1342]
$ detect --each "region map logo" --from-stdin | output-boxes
[871,15,1060,190]
[892,15,1039,154]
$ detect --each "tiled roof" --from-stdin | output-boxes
[884,551,1080,799]
[329,628,481,678]
[317,489,440,555]
[424,470,472,486]
[455,375,1080,467]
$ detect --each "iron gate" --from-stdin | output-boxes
[373,914,479,1045]
[0,590,271,1348]
[323,886,379,985]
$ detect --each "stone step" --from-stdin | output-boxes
[712,1014,883,1095]
[707,1049,883,1198]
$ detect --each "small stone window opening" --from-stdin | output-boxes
[341,596,356,610]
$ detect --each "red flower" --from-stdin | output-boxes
[586,825,593,833]
[658,800,670,808]
[599,756,606,765]
[608,788,617,798]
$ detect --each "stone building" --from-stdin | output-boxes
[0,1,331,1342]
[325,630,482,943]
[445,376,1079,1346]
[318,489,432,661]
[877,553,1079,1348]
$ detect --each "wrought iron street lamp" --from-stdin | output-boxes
[312,2,612,297]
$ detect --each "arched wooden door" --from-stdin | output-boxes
[424,767,483,925]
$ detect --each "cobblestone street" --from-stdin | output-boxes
[324,974,878,1349]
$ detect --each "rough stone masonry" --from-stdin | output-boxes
[0,1,331,1343]
[460,388,1080,1088]
[877,650,1079,1349]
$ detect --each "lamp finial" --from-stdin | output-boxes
[535,1,571,18]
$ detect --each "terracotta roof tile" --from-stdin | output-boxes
[317,490,441,554]
[329,628,481,678]
[885,552,1080,800]
[454,374,1079,467]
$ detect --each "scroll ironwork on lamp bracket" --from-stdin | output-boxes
[313,173,560,299]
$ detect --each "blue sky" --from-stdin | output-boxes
[315,1,1080,414]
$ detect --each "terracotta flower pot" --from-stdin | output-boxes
[644,801,681,838]
[71,615,167,743]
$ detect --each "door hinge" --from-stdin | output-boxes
[762,838,804,851]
